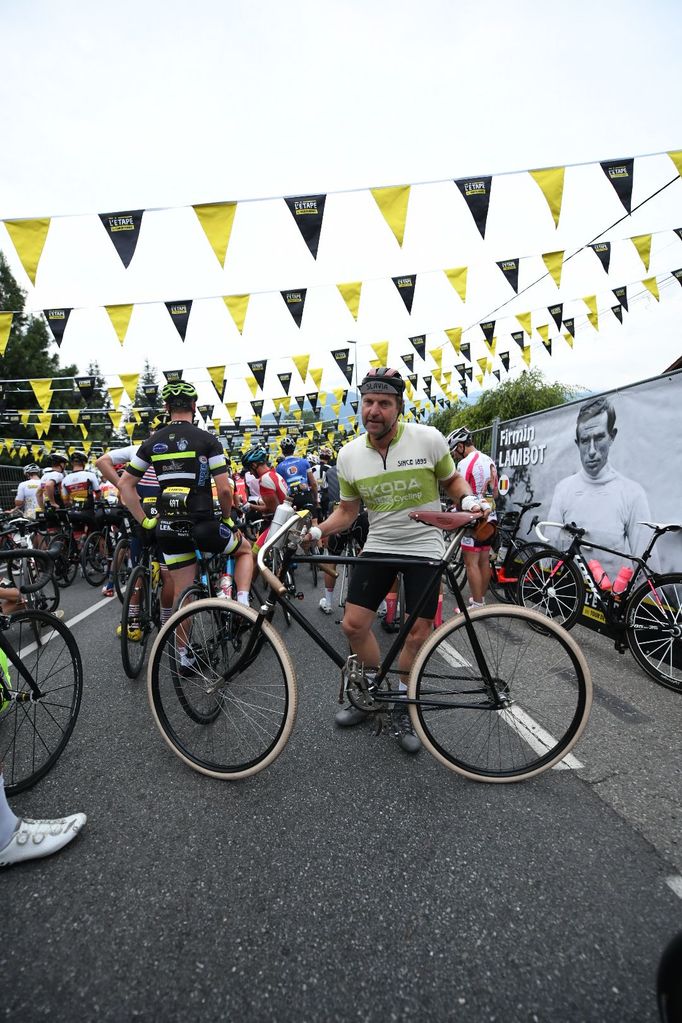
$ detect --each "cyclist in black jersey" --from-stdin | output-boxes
[118,381,254,613]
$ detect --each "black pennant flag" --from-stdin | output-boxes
[611,305,623,323]
[409,335,426,359]
[480,320,495,344]
[461,381,468,397]
[44,308,71,347]
[75,376,96,401]
[233,416,241,430]
[281,289,307,328]
[493,370,501,381]
[99,210,144,268]
[496,259,520,293]
[613,286,629,312]
[407,373,418,390]
[80,412,92,428]
[163,368,184,383]
[250,400,264,419]
[198,404,211,419]
[306,392,319,410]
[392,275,417,313]
[345,366,354,388]
[672,268,682,287]
[460,342,471,361]
[563,318,575,338]
[331,348,353,384]
[294,395,306,411]
[600,159,634,213]
[465,366,473,382]
[511,330,525,350]
[454,362,466,379]
[350,400,358,414]
[455,175,493,238]
[284,194,327,259]
[674,228,682,242]
[277,372,292,394]
[422,375,433,396]
[542,338,552,356]
[589,242,611,274]
[401,352,414,373]
[165,300,193,341]
[548,303,563,331]
[143,384,159,400]
[248,360,267,391]
[499,351,510,372]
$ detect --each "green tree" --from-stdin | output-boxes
[0,251,78,464]
[430,370,579,436]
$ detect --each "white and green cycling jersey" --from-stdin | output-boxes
[337,422,456,558]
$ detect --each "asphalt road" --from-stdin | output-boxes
[3,569,682,1023]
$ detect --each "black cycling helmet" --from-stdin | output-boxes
[280,436,296,454]
[23,463,40,476]
[161,380,198,406]
[50,451,68,465]
[241,445,268,469]
[446,426,472,451]
[70,450,87,464]
[358,366,406,397]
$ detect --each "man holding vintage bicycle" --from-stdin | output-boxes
[306,367,487,753]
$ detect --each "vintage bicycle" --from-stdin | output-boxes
[146,509,592,783]
[517,519,682,693]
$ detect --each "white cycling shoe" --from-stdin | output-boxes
[0,813,87,868]
[319,598,333,615]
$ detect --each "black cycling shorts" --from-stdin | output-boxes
[346,552,441,620]
[327,511,369,556]
[156,517,240,572]
[289,488,315,514]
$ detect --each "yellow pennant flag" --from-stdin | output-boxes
[443,267,468,303]
[37,412,52,434]
[369,358,381,368]
[667,151,682,178]
[332,402,341,416]
[529,167,565,227]
[131,408,142,423]
[371,341,389,364]
[475,374,484,387]
[120,373,139,402]
[309,367,323,390]
[428,347,443,368]
[225,402,238,421]
[314,422,323,435]
[31,444,42,460]
[484,337,497,356]
[109,411,123,430]
[208,365,226,398]
[318,390,327,406]
[293,410,302,422]
[516,312,532,336]
[125,422,135,439]
[370,185,410,246]
[445,327,462,354]
[213,418,222,433]
[537,324,549,343]
[476,356,487,375]
[82,440,92,455]
[432,368,442,385]
[3,218,51,285]
[0,313,13,356]
[67,409,79,426]
[542,250,564,288]
[108,386,124,408]
[43,440,53,453]
[405,380,414,400]
[587,311,599,331]
[18,445,28,459]
[583,295,598,318]
[337,281,363,320]
[642,277,660,301]
[487,359,494,374]
[631,234,652,272]
[20,410,31,427]
[244,375,258,398]
[79,424,88,439]
[280,397,291,413]
[30,379,53,411]
[223,294,250,333]
[193,202,237,268]
[106,304,134,345]
[292,354,310,383]
[562,332,574,348]
[521,346,532,367]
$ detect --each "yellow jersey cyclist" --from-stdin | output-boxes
[305,366,488,754]
[117,382,254,665]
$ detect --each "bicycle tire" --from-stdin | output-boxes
[0,609,83,796]
[112,537,133,603]
[408,605,592,782]
[517,548,584,630]
[444,551,466,597]
[52,532,77,588]
[175,584,209,613]
[626,572,682,693]
[81,530,109,587]
[20,555,60,616]
[147,598,297,779]
[489,541,548,605]
[121,565,152,679]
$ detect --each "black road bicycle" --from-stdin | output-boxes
[517,519,682,693]
[146,510,592,784]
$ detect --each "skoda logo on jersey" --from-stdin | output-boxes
[153,443,168,454]
[177,438,188,451]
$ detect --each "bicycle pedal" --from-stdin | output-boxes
[296,592,305,600]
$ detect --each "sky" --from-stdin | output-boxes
[0,0,681,421]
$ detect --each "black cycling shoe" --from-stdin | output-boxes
[334,704,370,727]
[390,705,422,754]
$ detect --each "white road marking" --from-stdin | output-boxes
[665,876,682,899]
[19,596,115,659]
[436,639,584,770]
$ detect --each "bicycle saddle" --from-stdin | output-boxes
[409,510,479,530]
[639,521,682,533]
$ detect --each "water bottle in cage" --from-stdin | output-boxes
[587,559,612,591]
